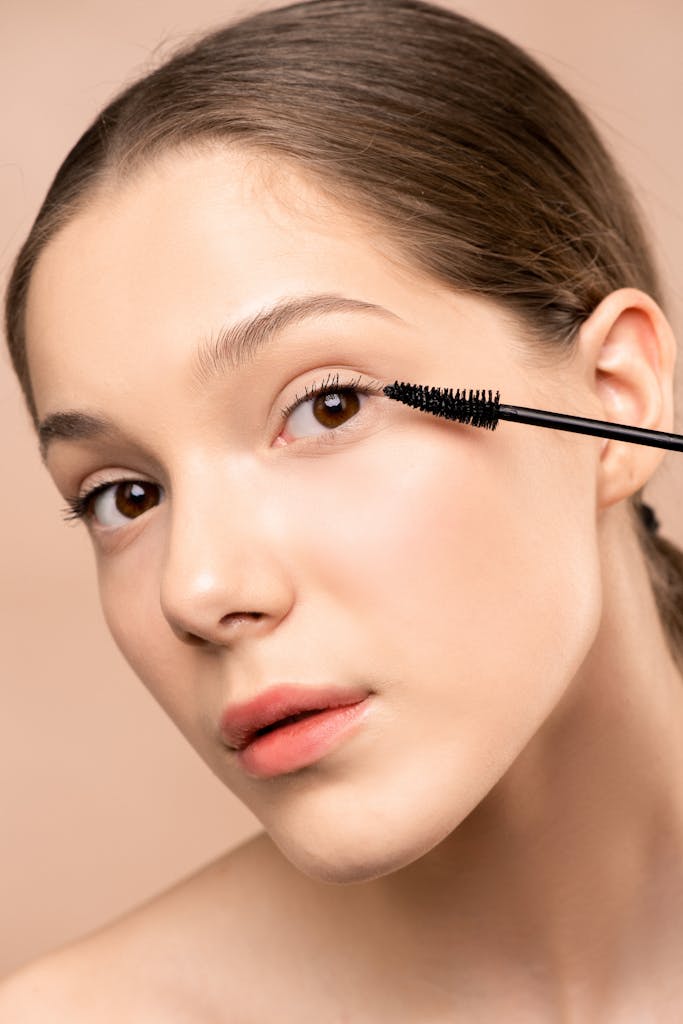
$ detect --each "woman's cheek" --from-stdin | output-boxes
[95,550,189,713]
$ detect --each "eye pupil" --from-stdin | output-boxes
[115,481,157,519]
[313,389,360,427]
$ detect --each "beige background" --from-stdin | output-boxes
[2,0,682,978]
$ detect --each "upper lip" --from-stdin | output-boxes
[220,682,371,751]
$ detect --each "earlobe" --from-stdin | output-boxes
[578,288,677,511]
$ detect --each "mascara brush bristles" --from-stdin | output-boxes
[383,382,501,430]
[382,380,683,452]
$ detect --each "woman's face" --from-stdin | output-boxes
[26,147,602,883]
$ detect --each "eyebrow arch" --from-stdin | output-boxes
[37,292,403,464]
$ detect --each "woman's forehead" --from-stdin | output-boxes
[22,155,368,361]
[22,155,430,353]
[24,147,535,436]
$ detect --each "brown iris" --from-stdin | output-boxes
[312,389,360,429]
[110,481,159,520]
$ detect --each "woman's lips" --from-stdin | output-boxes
[235,697,373,779]
[219,681,373,751]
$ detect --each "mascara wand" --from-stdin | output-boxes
[382,381,683,452]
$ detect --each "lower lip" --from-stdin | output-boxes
[236,698,372,779]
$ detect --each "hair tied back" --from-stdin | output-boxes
[639,501,660,535]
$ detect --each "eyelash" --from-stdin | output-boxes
[60,371,385,524]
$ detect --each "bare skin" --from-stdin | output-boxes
[2,146,683,1021]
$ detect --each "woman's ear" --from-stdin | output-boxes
[576,287,677,512]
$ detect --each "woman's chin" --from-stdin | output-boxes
[265,814,462,887]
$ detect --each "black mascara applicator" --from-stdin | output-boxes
[382,382,683,452]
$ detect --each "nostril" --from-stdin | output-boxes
[223,612,263,627]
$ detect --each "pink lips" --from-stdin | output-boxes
[237,699,372,778]
[220,682,372,751]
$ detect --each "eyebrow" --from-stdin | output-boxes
[37,292,403,463]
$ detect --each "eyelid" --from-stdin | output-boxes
[278,370,384,424]
[61,476,162,526]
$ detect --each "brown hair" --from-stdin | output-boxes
[4,0,682,670]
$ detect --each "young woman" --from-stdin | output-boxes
[3,0,683,1018]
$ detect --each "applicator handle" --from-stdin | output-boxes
[498,404,683,452]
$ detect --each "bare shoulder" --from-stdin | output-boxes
[0,831,276,1023]
[0,951,83,1023]
[0,935,140,1024]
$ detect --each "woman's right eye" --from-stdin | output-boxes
[62,480,162,529]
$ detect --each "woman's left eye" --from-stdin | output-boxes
[279,372,385,444]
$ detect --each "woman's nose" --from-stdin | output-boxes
[158,469,293,646]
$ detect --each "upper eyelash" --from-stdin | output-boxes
[60,478,128,523]
[277,371,383,422]
[60,371,385,524]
